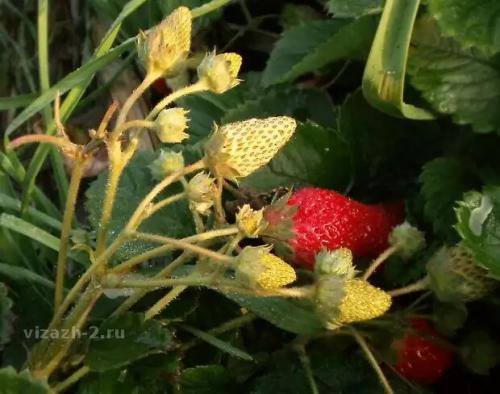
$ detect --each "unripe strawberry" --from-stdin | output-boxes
[204,117,297,181]
[137,7,191,77]
[263,188,405,268]
[315,277,392,329]
[198,52,242,94]
[236,245,297,290]
[426,244,497,303]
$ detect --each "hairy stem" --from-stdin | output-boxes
[362,245,399,281]
[34,285,102,379]
[111,226,238,273]
[94,153,125,257]
[147,80,208,121]
[147,192,186,217]
[191,0,233,18]
[105,275,215,289]
[181,313,257,352]
[8,134,75,150]
[111,119,156,140]
[133,232,233,263]
[53,366,90,393]
[114,73,158,130]
[50,232,130,329]
[388,276,430,297]
[295,344,320,394]
[349,327,394,394]
[126,160,206,231]
[112,252,193,317]
[145,284,188,320]
[54,155,87,309]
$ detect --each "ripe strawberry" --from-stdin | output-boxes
[394,319,452,384]
[263,188,404,268]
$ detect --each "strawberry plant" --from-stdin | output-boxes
[1,0,500,393]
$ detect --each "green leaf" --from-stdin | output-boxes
[0,192,62,231]
[456,187,500,279]
[85,152,194,261]
[325,0,383,18]
[85,312,174,371]
[18,0,149,213]
[432,301,468,335]
[77,368,141,394]
[0,213,87,265]
[4,42,131,138]
[408,17,500,133]
[428,0,500,54]
[280,4,322,30]
[0,263,54,289]
[459,330,500,374]
[78,354,178,394]
[0,213,58,251]
[0,94,36,110]
[0,367,49,394]
[420,157,477,239]
[241,121,352,192]
[250,359,310,394]
[262,16,377,87]
[223,293,324,335]
[339,91,441,198]
[362,0,435,119]
[159,0,224,30]
[180,365,234,394]
[180,324,253,360]
[0,283,14,347]
[222,88,337,127]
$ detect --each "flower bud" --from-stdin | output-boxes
[236,245,296,290]
[204,117,297,181]
[137,7,192,77]
[236,204,267,238]
[197,51,242,94]
[149,150,185,180]
[155,108,189,143]
[314,248,356,278]
[389,221,426,260]
[186,172,216,203]
[315,277,392,329]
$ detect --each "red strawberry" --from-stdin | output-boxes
[263,187,404,268]
[394,319,452,384]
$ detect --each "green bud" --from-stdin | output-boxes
[186,172,216,204]
[149,150,185,180]
[155,108,189,143]
[389,221,426,260]
[314,248,356,278]
[197,52,242,94]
